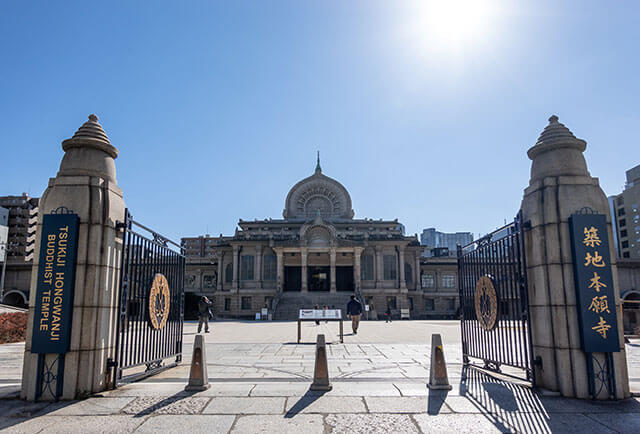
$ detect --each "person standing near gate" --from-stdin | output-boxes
[198,296,213,333]
[346,295,363,334]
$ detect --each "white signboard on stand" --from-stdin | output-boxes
[299,309,342,320]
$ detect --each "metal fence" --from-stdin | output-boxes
[457,212,535,384]
[111,209,185,385]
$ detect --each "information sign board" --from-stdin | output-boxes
[31,213,80,354]
[299,309,342,320]
[568,213,620,353]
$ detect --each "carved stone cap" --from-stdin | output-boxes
[62,114,118,159]
[527,115,586,160]
[527,115,590,181]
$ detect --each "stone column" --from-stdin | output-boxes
[21,115,125,400]
[255,245,263,289]
[353,248,362,294]
[276,250,284,292]
[521,116,629,399]
[415,255,421,291]
[217,253,224,291]
[398,247,407,290]
[330,248,337,292]
[301,248,308,292]
[232,245,239,292]
[375,246,384,288]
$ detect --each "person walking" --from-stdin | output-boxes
[314,304,320,325]
[198,295,213,333]
[385,304,392,323]
[346,295,363,334]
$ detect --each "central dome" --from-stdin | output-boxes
[283,156,354,220]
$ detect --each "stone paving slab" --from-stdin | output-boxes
[231,414,324,433]
[586,412,640,432]
[365,396,436,413]
[203,397,285,414]
[121,396,210,415]
[45,397,134,416]
[0,399,51,418]
[249,382,311,396]
[395,382,429,396]
[285,396,367,414]
[135,415,236,434]
[413,413,512,433]
[325,413,420,433]
[0,415,147,433]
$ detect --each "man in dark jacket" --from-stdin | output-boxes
[198,296,213,333]
[346,295,363,334]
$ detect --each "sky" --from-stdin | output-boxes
[1,1,638,243]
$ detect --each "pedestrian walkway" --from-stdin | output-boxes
[1,321,640,433]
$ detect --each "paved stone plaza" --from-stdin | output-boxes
[1,320,640,433]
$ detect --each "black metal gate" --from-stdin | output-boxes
[457,212,535,384]
[111,209,185,385]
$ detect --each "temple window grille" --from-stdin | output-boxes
[361,255,374,280]
[263,255,277,281]
[383,255,397,280]
[225,263,233,283]
[240,255,254,280]
[442,274,455,288]
[241,296,252,310]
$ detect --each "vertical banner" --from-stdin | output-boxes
[568,213,620,353]
[31,214,80,354]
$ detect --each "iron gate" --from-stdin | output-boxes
[111,209,185,385]
[457,212,535,384]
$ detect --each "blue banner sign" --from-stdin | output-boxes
[31,214,80,354]
[568,213,620,353]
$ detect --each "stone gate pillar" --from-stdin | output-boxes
[21,115,125,400]
[521,116,629,399]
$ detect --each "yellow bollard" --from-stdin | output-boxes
[428,333,452,390]
[310,334,332,391]
[185,334,210,391]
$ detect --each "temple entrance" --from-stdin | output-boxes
[336,266,354,291]
[284,266,301,291]
[308,266,330,291]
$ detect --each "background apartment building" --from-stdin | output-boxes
[610,164,640,259]
[0,193,39,307]
[420,228,473,257]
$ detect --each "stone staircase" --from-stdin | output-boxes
[273,292,354,320]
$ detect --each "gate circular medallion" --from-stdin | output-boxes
[149,273,170,329]
[474,275,499,331]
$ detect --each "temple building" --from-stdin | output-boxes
[182,157,458,320]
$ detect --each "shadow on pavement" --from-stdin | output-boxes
[129,390,198,417]
[427,389,449,414]
[284,389,328,418]
[459,365,549,432]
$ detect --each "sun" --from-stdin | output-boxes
[404,0,501,52]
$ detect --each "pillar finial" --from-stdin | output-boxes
[315,151,321,174]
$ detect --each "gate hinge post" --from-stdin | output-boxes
[116,221,127,230]
[533,356,543,368]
